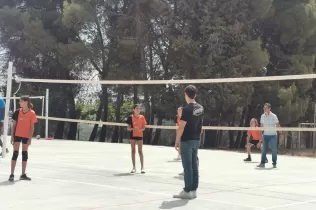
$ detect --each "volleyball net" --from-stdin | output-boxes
[2,62,316,157]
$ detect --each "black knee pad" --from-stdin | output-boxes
[12,151,19,161]
[22,151,28,161]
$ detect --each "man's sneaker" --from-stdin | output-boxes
[20,174,31,181]
[191,191,197,199]
[273,164,277,168]
[257,163,265,168]
[141,168,145,174]
[244,156,252,161]
[130,168,136,173]
[8,174,14,182]
[173,190,193,199]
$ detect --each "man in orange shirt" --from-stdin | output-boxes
[9,96,37,182]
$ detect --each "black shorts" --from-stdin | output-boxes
[249,140,260,146]
[14,137,29,144]
[130,137,143,141]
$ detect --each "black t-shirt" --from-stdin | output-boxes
[180,103,204,141]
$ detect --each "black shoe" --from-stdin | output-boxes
[9,174,14,182]
[273,164,277,168]
[244,156,252,162]
[265,159,268,163]
[20,174,31,181]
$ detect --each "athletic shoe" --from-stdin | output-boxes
[273,164,277,168]
[20,174,31,181]
[179,171,184,176]
[141,168,145,174]
[130,168,136,173]
[191,191,197,199]
[265,159,268,163]
[257,163,265,168]
[174,157,181,161]
[8,174,14,182]
[244,156,252,161]
[173,190,193,199]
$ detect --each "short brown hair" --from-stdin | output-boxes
[264,103,271,108]
[20,95,33,109]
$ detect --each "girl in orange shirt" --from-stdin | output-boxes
[244,118,267,162]
[9,96,38,182]
[174,107,182,160]
[126,104,147,174]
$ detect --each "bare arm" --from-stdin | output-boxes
[127,125,134,131]
[30,123,34,139]
[176,121,187,144]
[1,108,4,120]
[11,120,16,140]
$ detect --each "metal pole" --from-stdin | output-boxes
[314,104,316,154]
[298,123,301,153]
[45,89,49,139]
[2,62,13,158]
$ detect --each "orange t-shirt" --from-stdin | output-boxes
[247,129,261,141]
[126,115,147,138]
[12,108,38,138]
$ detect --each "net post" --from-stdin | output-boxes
[2,62,13,158]
[45,89,49,139]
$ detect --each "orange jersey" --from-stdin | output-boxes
[247,128,261,141]
[126,114,147,138]
[12,108,38,138]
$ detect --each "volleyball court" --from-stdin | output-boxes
[1,62,316,210]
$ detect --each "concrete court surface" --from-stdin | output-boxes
[0,139,316,210]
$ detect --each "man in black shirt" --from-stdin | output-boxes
[173,85,204,199]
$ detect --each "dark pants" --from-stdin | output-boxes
[261,135,277,165]
[181,140,199,192]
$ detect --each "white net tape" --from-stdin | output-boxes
[36,116,316,132]
[19,73,316,85]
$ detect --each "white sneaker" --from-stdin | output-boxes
[179,171,184,176]
[173,190,193,199]
[191,191,197,199]
[141,168,145,174]
[130,168,136,173]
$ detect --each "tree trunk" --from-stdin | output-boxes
[228,112,236,149]
[152,115,163,145]
[67,93,77,140]
[234,106,247,148]
[54,99,67,139]
[111,88,123,143]
[99,86,109,142]
[89,100,103,141]
[143,89,150,144]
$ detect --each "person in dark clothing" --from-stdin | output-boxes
[173,85,204,200]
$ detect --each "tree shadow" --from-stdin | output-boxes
[173,176,183,181]
[113,173,134,177]
[159,200,189,209]
[166,160,181,163]
[0,180,19,186]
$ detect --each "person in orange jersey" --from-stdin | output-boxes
[174,107,182,160]
[244,118,267,163]
[9,96,38,182]
[126,104,147,174]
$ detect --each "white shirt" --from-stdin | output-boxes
[260,112,279,135]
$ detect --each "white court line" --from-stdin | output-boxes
[256,199,316,210]
[0,172,257,209]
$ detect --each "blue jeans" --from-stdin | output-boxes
[261,135,277,165]
[181,140,199,192]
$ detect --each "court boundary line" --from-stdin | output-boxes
[256,199,316,210]
[0,172,257,209]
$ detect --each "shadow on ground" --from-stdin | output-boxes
[159,200,189,209]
